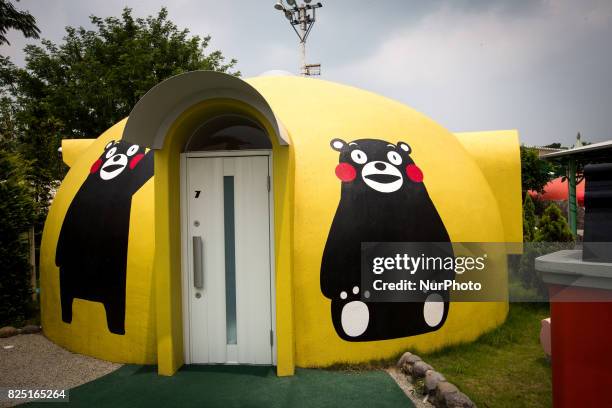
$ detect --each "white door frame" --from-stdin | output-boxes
[180,149,277,365]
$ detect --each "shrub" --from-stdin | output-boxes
[532,195,548,217]
[522,194,536,242]
[514,204,574,299]
[0,150,36,326]
[534,204,574,243]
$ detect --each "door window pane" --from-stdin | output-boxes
[224,176,238,345]
[185,115,272,151]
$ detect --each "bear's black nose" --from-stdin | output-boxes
[375,162,386,171]
[112,155,121,162]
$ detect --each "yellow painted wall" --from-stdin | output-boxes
[455,130,523,250]
[61,139,95,167]
[246,76,519,366]
[40,74,521,374]
[40,120,157,364]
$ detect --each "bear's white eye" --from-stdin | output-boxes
[351,150,367,164]
[387,151,402,165]
[105,147,117,159]
[127,145,139,156]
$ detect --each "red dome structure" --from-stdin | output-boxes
[529,177,585,206]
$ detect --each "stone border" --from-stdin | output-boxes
[0,325,42,338]
[397,351,476,408]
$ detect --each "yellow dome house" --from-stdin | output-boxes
[40,71,522,376]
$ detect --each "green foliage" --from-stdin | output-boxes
[512,204,574,298]
[516,243,549,297]
[513,198,574,298]
[0,86,18,149]
[1,6,239,218]
[517,194,539,294]
[522,194,536,242]
[520,146,555,194]
[0,149,36,325]
[534,204,574,243]
[0,0,40,46]
[14,7,239,140]
[532,194,549,216]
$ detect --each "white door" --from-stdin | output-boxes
[184,155,272,365]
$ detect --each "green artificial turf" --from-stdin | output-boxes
[27,365,413,408]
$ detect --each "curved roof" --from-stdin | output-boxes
[121,71,289,149]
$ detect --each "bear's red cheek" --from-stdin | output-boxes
[406,164,424,182]
[129,153,144,170]
[335,163,357,182]
[90,159,102,174]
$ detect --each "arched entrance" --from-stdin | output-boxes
[120,71,295,376]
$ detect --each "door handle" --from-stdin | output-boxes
[193,236,204,290]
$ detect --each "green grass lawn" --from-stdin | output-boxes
[422,303,552,408]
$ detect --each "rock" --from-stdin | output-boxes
[435,381,459,407]
[400,353,422,373]
[21,325,41,334]
[406,354,422,365]
[412,361,433,378]
[425,370,446,395]
[397,351,412,367]
[0,326,19,338]
[445,391,476,408]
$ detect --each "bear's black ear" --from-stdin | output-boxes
[330,138,347,151]
[397,142,411,154]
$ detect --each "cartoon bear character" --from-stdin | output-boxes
[320,138,454,341]
[55,140,153,335]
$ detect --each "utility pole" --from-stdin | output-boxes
[273,0,323,76]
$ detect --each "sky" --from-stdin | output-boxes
[3,0,612,146]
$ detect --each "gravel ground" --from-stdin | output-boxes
[386,367,434,408]
[0,333,121,407]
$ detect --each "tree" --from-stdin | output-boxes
[522,194,536,242]
[0,0,38,320]
[534,204,574,243]
[2,7,239,213]
[17,7,238,139]
[0,149,36,325]
[0,0,40,46]
[0,63,18,149]
[520,146,555,195]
